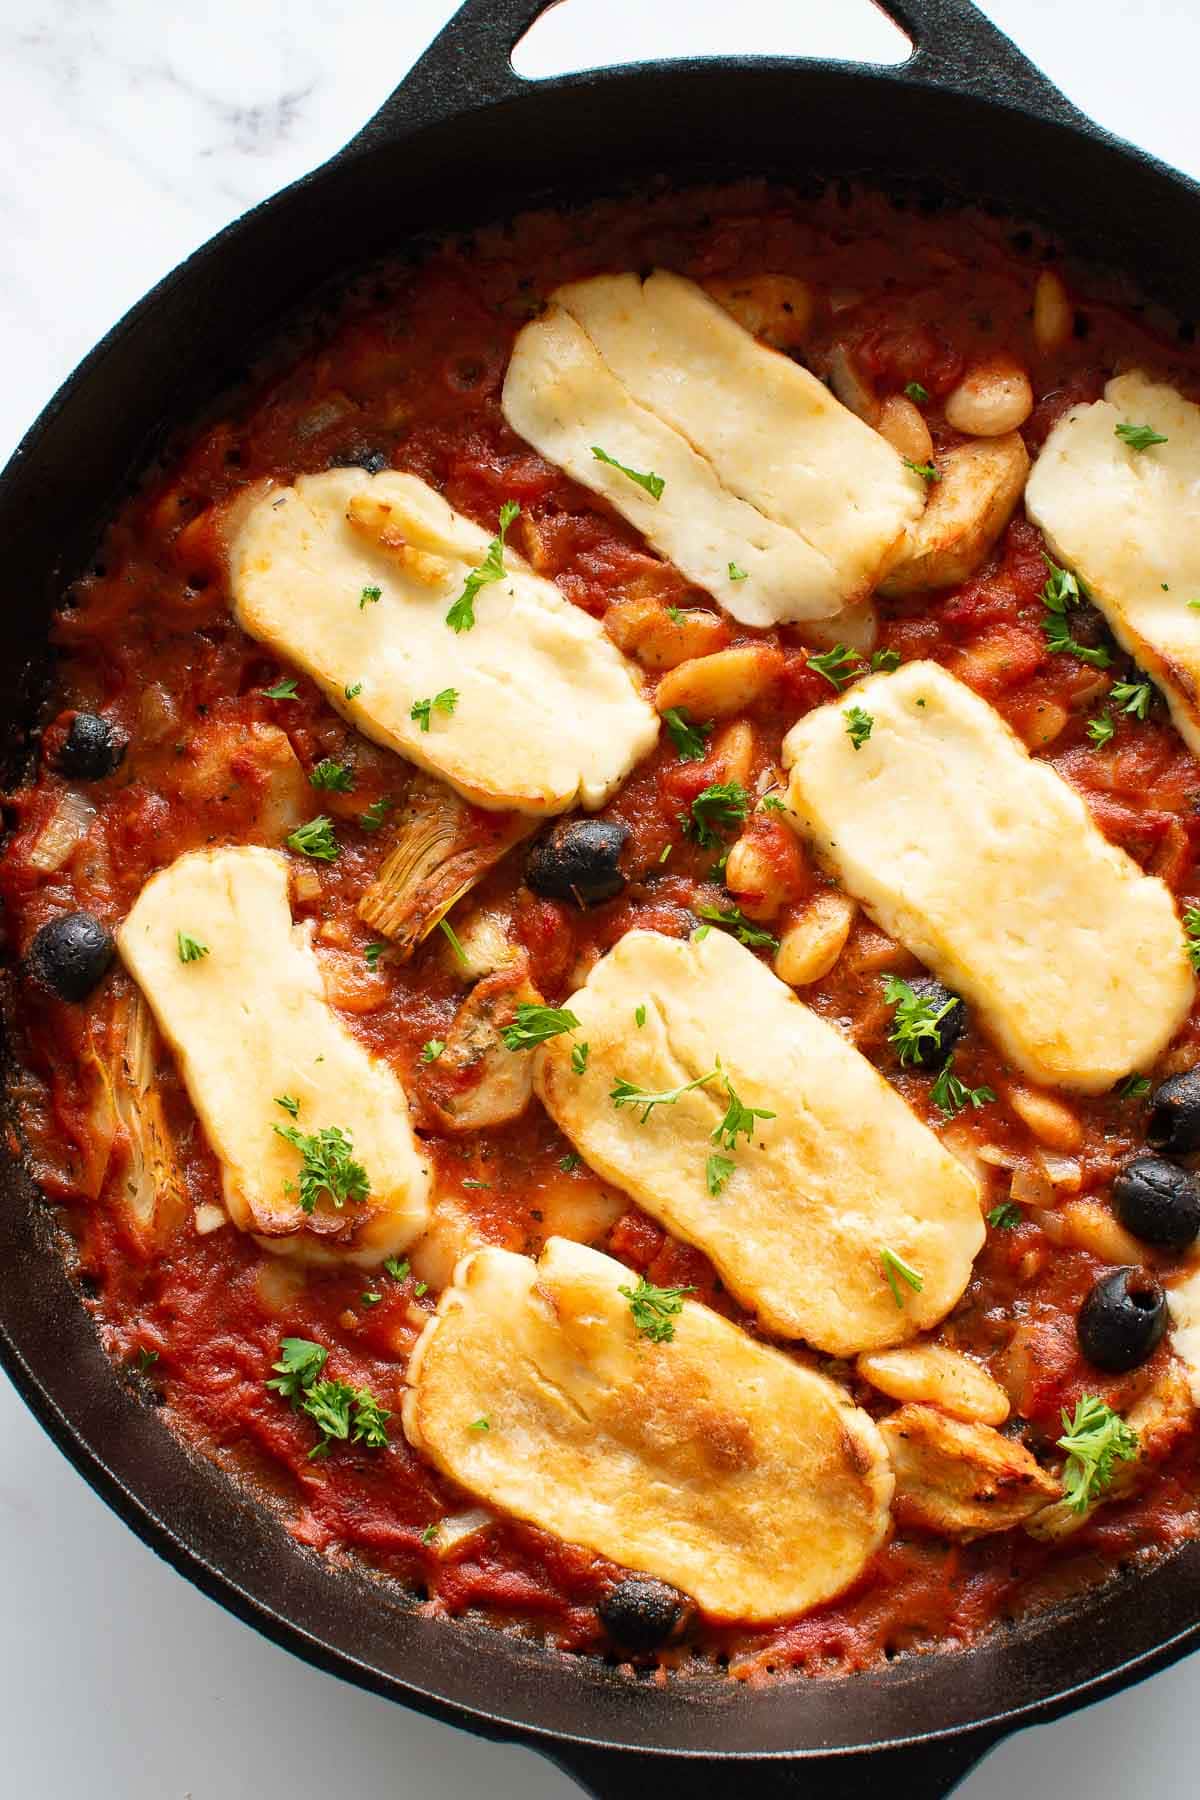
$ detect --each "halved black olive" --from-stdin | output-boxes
[903,976,966,1069]
[54,711,126,781]
[525,819,629,906]
[328,443,390,475]
[1147,1071,1200,1155]
[1077,1266,1167,1373]
[597,1577,688,1651]
[1113,1155,1200,1250]
[27,911,115,1001]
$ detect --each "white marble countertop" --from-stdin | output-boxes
[4,2,1200,1794]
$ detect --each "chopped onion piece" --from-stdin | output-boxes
[1036,1151,1082,1194]
[193,1204,227,1236]
[29,789,96,872]
[430,1508,494,1555]
[1009,1162,1054,1210]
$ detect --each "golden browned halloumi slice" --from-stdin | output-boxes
[533,928,983,1355]
[783,661,1193,1092]
[117,846,431,1264]
[402,1236,893,1622]
[228,469,658,815]
[501,271,924,629]
[1026,372,1200,756]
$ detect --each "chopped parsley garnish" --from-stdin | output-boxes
[694,902,779,952]
[446,500,520,632]
[666,605,682,622]
[635,1004,647,1027]
[1040,555,1112,669]
[559,1152,581,1173]
[1115,422,1168,452]
[384,1257,410,1281]
[420,1039,446,1063]
[502,1002,580,1051]
[344,682,363,700]
[421,1521,441,1545]
[760,794,787,814]
[351,1390,392,1448]
[414,1281,428,1296]
[410,687,459,732]
[571,1042,590,1075]
[884,975,955,1067]
[880,1247,924,1307]
[176,930,209,964]
[461,1179,490,1190]
[987,1202,1022,1230]
[728,561,748,581]
[711,1073,776,1150]
[663,707,713,763]
[272,1123,370,1213]
[364,940,387,970]
[1087,711,1115,749]
[469,1416,490,1432]
[1110,678,1153,721]
[871,648,902,673]
[930,1054,996,1118]
[286,815,340,861]
[310,758,354,792]
[590,445,665,501]
[134,1347,159,1375]
[359,584,382,609]
[686,780,750,848]
[617,1276,695,1343]
[844,705,873,750]
[903,457,940,482]
[361,1291,382,1307]
[904,381,929,404]
[706,1153,735,1196]
[274,1093,300,1118]
[1184,905,1200,972]
[438,916,469,968]
[359,796,392,832]
[1057,1395,1139,1513]
[1116,1073,1152,1100]
[807,643,865,691]
[262,676,299,699]
[266,1337,328,1403]
[610,1065,720,1123]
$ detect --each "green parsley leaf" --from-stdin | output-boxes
[571,1042,590,1075]
[410,687,459,732]
[469,1416,490,1432]
[133,1347,159,1375]
[880,1247,924,1307]
[987,1202,1022,1230]
[420,1039,446,1064]
[930,1053,996,1118]
[693,924,712,942]
[359,796,392,832]
[176,930,209,964]
[267,1338,328,1404]
[438,916,469,969]
[663,707,714,763]
[350,1389,391,1448]
[904,381,930,404]
[1116,1073,1152,1100]
[728,561,748,581]
[1057,1395,1139,1513]
[1041,608,1112,669]
[364,941,387,970]
[610,1065,720,1123]
[759,794,787,814]
[309,758,354,792]
[559,1152,581,1173]
[635,1004,647,1027]
[262,676,299,700]
[686,780,750,849]
[1110,679,1153,721]
[359,584,382,609]
[617,1276,695,1344]
[360,1291,382,1308]
[1184,905,1200,972]
[1041,554,1085,613]
[272,1123,370,1214]
[1087,711,1115,750]
[461,1179,490,1190]
[414,1281,428,1296]
[844,704,873,750]
[871,648,902,673]
[903,457,940,483]
[502,1002,581,1052]
[706,1153,735,1197]
[274,1093,300,1118]
[286,815,340,861]
[694,902,780,952]
[666,605,683,622]
[1115,422,1168,452]
[421,1521,441,1545]
[884,975,955,1068]
[591,445,665,501]
[711,1073,776,1150]
[384,1257,410,1282]
[807,644,865,691]
[344,682,364,700]
[446,500,520,632]
[301,1379,356,1455]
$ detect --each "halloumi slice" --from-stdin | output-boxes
[402,1236,893,1622]
[502,272,924,629]
[783,661,1194,1092]
[1167,1266,1200,1405]
[117,846,430,1264]
[1026,372,1200,756]
[228,469,658,815]
[533,928,983,1355]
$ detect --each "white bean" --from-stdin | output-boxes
[945,357,1034,437]
[1033,269,1073,355]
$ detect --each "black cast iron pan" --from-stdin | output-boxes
[4,2,1200,1794]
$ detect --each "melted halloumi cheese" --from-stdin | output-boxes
[402,1236,894,1622]
[117,846,430,1264]
[1168,1266,1200,1404]
[501,271,924,629]
[533,929,983,1354]
[228,469,658,815]
[783,661,1193,1092]
[1026,372,1200,756]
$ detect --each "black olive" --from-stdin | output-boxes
[597,1577,688,1651]
[525,819,629,906]
[903,976,966,1068]
[1065,600,1110,652]
[328,443,390,475]
[1113,1155,1200,1250]
[1147,1071,1200,1155]
[54,711,126,780]
[1077,1266,1167,1373]
[27,911,115,1002]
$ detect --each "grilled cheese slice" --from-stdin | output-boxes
[502,271,924,629]
[403,1236,894,1622]
[533,928,983,1355]
[1026,372,1200,757]
[228,470,658,815]
[117,846,431,1264]
[784,661,1193,1092]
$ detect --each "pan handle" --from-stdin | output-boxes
[873,0,1086,124]
[542,1727,1004,1799]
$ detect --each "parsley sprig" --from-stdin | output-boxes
[310,758,355,792]
[987,1202,1022,1230]
[1087,711,1115,750]
[410,688,459,732]
[272,1123,370,1214]
[286,816,340,861]
[177,930,209,964]
[446,501,520,633]
[1110,678,1153,721]
[880,1247,924,1307]
[610,1065,720,1123]
[266,1338,390,1459]
[686,780,750,849]
[1183,904,1200,972]
[1057,1395,1139,1513]
[711,1074,776,1149]
[844,704,874,750]
[884,975,955,1067]
[1115,422,1168,452]
[591,446,665,501]
[1040,555,1112,669]
[663,707,713,763]
[807,644,865,691]
[617,1276,695,1343]
[502,1002,581,1051]
[930,1054,995,1117]
[693,902,779,952]
[706,1153,735,1196]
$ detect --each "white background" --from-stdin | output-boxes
[3,2,1200,1794]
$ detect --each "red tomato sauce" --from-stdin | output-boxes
[6,179,1200,1680]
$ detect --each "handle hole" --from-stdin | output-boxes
[512,0,911,80]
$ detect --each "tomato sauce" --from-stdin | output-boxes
[6,179,1200,1680]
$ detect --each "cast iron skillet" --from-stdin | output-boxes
[4,1,1200,1794]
